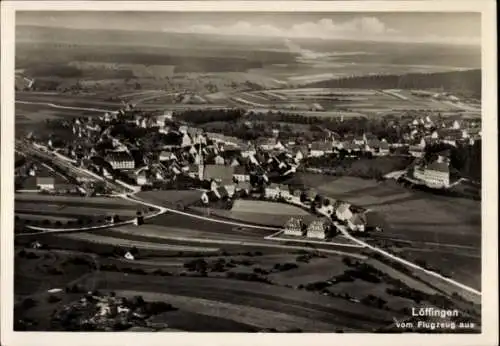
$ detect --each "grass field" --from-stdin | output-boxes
[231,199,310,215]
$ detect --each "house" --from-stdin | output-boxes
[36,177,55,191]
[306,219,328,239]
[203,165,235,185]
[335,202,353,221]
[181,133,192,148]
[136,171,149,186]
[284,217,304,237]
[235,181,252,195]
[241,143,257,158]
[409,145,425,158]
[348,213,367,232]
[257,137,284,151]
[233,165,251,183]
[309,142,332,157]
[224,184,236,197]
[214,155,225,165]
[293,145,309,162]
[159,151,177,162]
[379,140,390,155]
[413,160,450,188]
[105,151,135,170]
[265,183,282,199]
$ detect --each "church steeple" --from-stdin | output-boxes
[198,144,204,181]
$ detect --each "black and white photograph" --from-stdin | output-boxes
[1,1,498,345]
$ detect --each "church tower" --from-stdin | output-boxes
[198,144,204,181]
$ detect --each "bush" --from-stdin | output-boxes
[21,298,38,310]
[47,295,62,303]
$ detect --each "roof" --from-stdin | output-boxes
[203,165,234,183]
[349,212,367,226]
[105,151,134,162]
[36,177,55,184]
[236,181,252,191]
[426,162,449,173]
[233,165,250,175]
[379,141,390,150]
[310,142,332,151]
[367,139,381,148]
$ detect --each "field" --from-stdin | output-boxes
[15,194,147,223]
[88,272,402,332]
[135,190,203,208]
[291,173,481,289]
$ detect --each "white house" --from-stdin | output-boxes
[306,219,328,239]
[36,177,55,191]
[181,133,192,148]
[284,217,304,237]
[233,166,251,182]
[335,202,353,221]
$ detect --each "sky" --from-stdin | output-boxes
[16,11,481,45]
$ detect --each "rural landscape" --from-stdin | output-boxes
[13,11,482,333]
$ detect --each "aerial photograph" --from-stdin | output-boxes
[13,11,482,333]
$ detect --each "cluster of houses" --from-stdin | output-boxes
[406,115,480,158]
[282,197,370,240]
[34,103,481,199]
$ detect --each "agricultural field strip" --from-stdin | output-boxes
[265,232,364,248]
[15,100,112,113]
[114,290,342,332]
[97,274,398,327]
[96,225,367,258]
[231,199,311,215]
[58,232,221,252]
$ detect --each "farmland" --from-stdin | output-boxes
[15,194,148,225]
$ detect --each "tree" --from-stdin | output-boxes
[299,192,307,203]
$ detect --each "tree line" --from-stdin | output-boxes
[307,69,481,99]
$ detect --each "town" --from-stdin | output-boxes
[12,10,484,334]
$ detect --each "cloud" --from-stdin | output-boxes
[162,17,479,45]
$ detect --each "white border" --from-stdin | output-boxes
[1,1,498,346]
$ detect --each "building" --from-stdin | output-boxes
[378,140,390,155]
[265,183,282,199]
[105,151,135,170]
[283,217,304,237]
[214,155,225,165]
[306,219,328,239]
[413,160,450,187]
[203,165,235,185]
[159,151,177,162]
[36,177,55,191]
[347,213,367,232]
[335,202,353,221]
[233,165,251,183]
[309,142,332,157]
[136,171,149,186]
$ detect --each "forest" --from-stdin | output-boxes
[307,69,481,99]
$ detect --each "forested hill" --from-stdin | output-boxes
[305,69,481,98]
